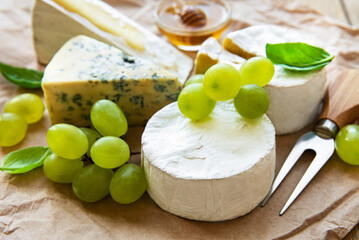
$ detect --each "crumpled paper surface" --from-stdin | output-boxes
[1,0,359,239]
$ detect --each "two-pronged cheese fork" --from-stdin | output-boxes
[261,69,359,215]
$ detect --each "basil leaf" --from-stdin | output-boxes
[0,146,51,174]
[0,62,43,89]
[266,43,334,71]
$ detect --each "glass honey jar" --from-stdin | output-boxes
[153,0,231,51]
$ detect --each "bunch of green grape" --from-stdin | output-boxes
[44,99,147,204]
[182,59,359,167]
[0,93,45,147]
[178,56,274,121]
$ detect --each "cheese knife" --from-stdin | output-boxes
[261,69,359,215]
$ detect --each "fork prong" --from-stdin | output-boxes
[261,132,313,206]
[279,138,335,215]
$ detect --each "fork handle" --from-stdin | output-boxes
[318,69,359,129]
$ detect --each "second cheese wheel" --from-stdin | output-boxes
[223,25,327,134]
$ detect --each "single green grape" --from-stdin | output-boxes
[47,123,88,160]
[4,93,45,124]
[184,74,204,87]
[43,153,83,184]
[233,84,269,119]
[110,163,147,204]
[91,136,130,169]
[0,113,27,147]
[90,99,128,137]
[239,56,275,87]
[72,164,114,202]
[203,63,241,101]
[79,127,101,157]
[178,83,216,121]
[335,125,359,165]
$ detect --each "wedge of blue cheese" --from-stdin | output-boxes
[31,0,193,84]
[42,35,181,126]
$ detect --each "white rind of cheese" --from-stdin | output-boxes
[142,102,276,221]
[223,25,327,135]
[42,35,181,126]
[31,0,193,84]
[223,25,316,58]
[194,37,245,74]
[267,66,326,134]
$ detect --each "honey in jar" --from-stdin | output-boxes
[154,0,231,51]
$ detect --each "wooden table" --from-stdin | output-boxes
[302,1,359,239]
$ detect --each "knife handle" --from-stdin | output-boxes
[318,69,359,129]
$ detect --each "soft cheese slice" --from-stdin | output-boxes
[223,25,315,59]
[223,25,327,134]
[142,101,276,221]
[194,37,245,74]
[42,35,181,126]
[31,0,193,84]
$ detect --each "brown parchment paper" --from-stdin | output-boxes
[1,0,359,239]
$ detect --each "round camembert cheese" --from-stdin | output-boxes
[223,25,327,134]
[142,102,276,221]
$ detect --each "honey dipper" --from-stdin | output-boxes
[170,0,207,27]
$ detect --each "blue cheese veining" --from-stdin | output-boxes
[42,35,181,126]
